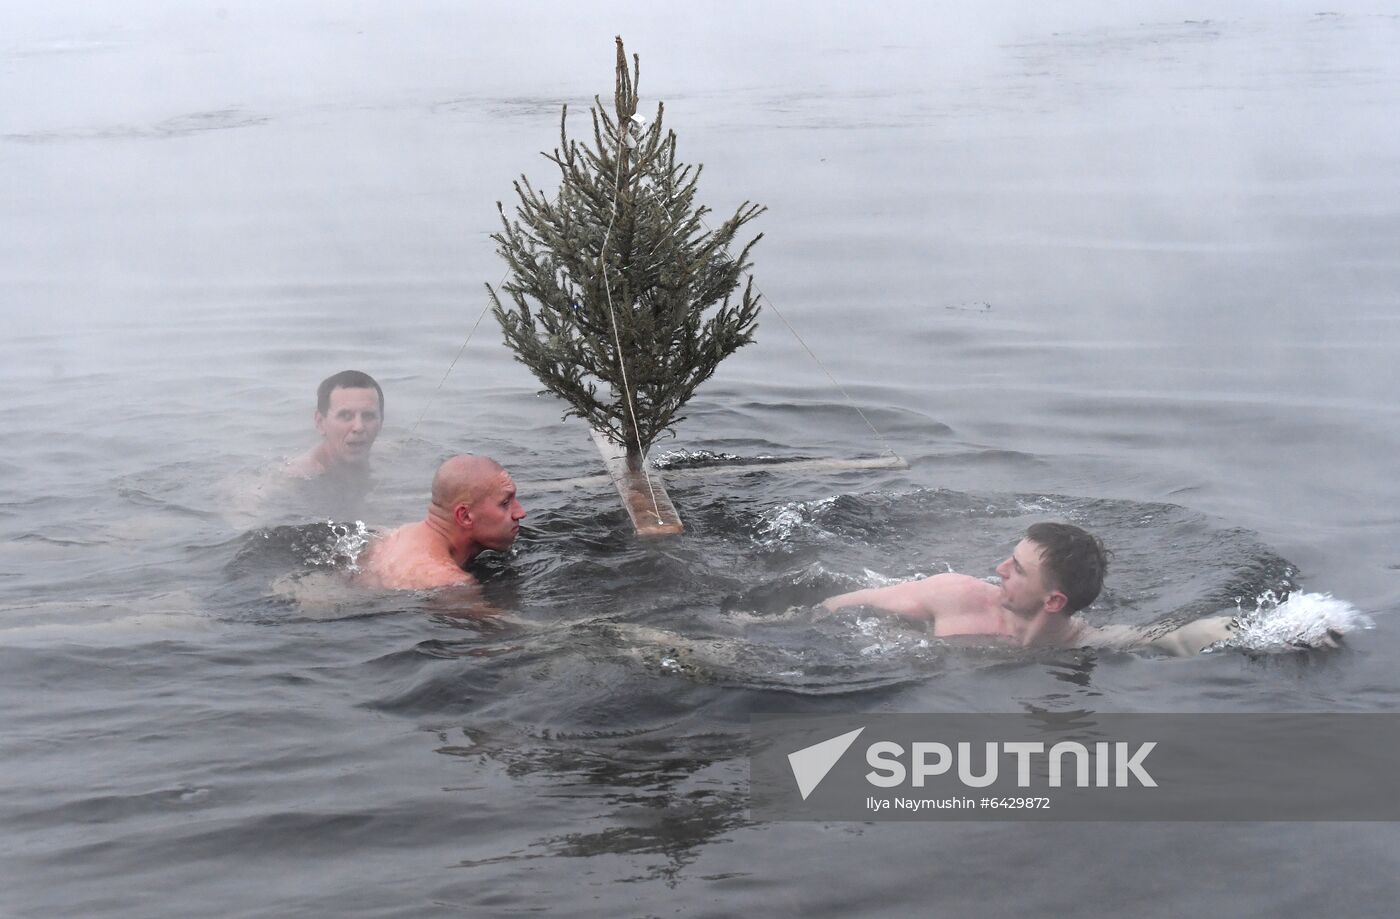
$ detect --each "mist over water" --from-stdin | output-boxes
[4,3,1400,917]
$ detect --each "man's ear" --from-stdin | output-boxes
[454,503,472,528]
[313,411,326,435]
[1044,591,1069,615]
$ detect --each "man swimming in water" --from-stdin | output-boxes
[287,370,385,479]
[354,455,525,591]
[820,521,1238,655]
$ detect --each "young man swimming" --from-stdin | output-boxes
[820,522,1239,655]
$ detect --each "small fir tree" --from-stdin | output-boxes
[489,37,763,470]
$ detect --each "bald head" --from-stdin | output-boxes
[431,455,507,509]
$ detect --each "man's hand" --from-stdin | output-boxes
[1289,628,1345,651]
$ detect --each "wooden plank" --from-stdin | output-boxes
[683,455,909,475]
[531,452,909,494]
[589,429,684,537]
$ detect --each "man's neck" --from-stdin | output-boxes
[1013,610,1081,647]
[423,506,481,568]
[316,445,372,479]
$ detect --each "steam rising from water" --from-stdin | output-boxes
[4,5,1400,915]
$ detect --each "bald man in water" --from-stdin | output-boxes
[355,455,525,590]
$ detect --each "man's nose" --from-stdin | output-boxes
[512,501,526,520]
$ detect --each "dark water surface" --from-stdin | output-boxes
[4,2,1400,916]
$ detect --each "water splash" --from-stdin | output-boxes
[1227,590,1375,652]
[652,449,742,469]
[753,496,838,545]
[851,615,932,657]
[303,520,373,572]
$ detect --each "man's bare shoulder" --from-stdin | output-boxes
[354,523,472,591]
[923,572,991,588]
[284,449,324,479]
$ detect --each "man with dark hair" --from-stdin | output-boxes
[221,371,386,526]
[288,370,384,479]
[819,522,1245,654]
[820,521,1107,648]
[1020,521,1109,614]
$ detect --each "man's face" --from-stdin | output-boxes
[994,538,1066,618]
[314,386,383,468]
[467,471,526,551]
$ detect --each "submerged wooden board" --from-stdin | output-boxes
[532,452,909,494]
[589,429,684,537]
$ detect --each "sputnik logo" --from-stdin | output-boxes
[787,727,865,800]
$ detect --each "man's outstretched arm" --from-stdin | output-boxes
[1080,616,1238,656]
[1144,616,1237,655]
[820,574,969,621]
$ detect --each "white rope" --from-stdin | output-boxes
[599,114,665,525]
[410,276,501,437]
[749,284,899,460]
[698,214,900,461]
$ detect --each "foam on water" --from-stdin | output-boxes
[652,449,742,469]
[856,565,955,587]
[1227,590,1376,653]
[851,615,933,657]
[0,612,210,646]
[302,520,373,572]
[752,496,838,545]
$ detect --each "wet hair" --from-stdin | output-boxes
[316,370,384,417]
[1025,522,1109,613]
